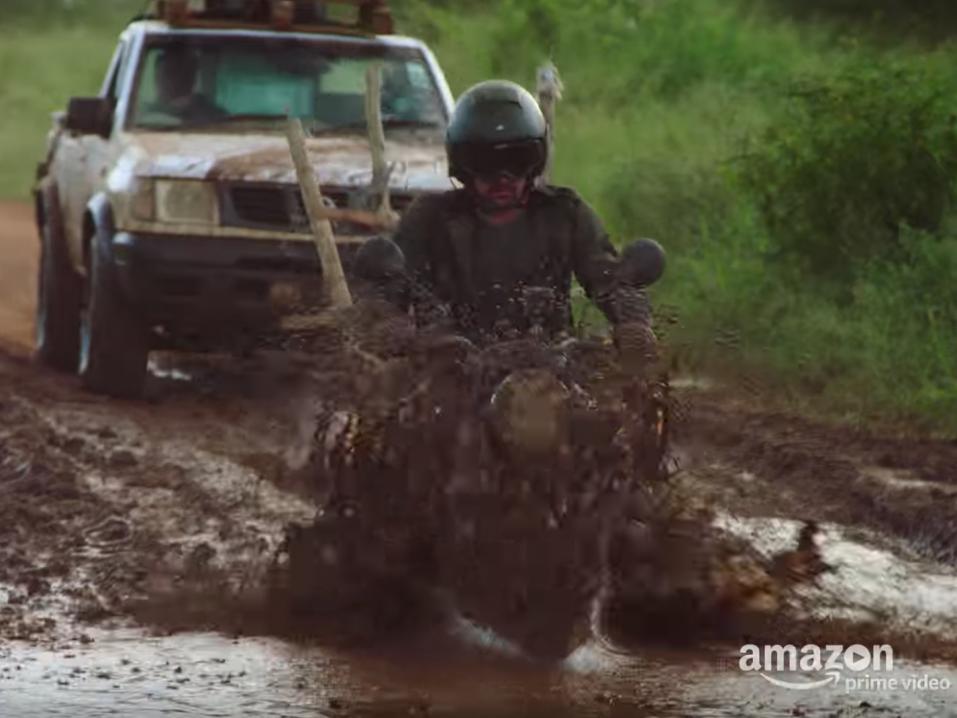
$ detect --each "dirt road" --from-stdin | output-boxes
[0,201,37,356]
[2,202,957,716]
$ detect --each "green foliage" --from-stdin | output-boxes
[482,0,821,102]
[848,227,957,424]
[739,62,957,284]
[0,27,124,199]
[762,0,957,42]
[0,1,143,198]
[441,0,957,431]
[0,0,144,27]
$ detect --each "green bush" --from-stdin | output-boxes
[484,0,818,102]
[850,226,957,417]
[762,0,957,41]
[739,61,957,284]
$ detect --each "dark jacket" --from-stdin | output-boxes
[393,185,622,338]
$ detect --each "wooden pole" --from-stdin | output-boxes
[535,62,563,186]
[285,117,353,307]
[364,62,399,230]
[365,62,389,203]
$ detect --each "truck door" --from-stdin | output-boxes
[55,40,131,270]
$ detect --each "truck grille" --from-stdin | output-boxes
[230,185,301,227]
[222,183,414,235]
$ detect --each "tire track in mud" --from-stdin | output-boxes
[0,389,114,641]
[0,349,319,643]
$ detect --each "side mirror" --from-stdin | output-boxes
[619,238,666,288]
[354,236,406,281]
[65,97,114,138]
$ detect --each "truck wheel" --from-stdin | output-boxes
[79,243,149,398]
[36,217,81,371]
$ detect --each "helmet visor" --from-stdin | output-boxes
[456,140,546,179]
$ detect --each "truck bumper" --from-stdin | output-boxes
[109,231,359,349]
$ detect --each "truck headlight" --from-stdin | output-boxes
[155,180,217,225]
[130,178,155,221]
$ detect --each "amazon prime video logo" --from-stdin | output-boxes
[739,644,952,692]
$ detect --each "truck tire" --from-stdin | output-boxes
[36,215,81,371]
[79,242,149,398]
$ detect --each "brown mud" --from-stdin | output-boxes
[682,392,957,568]
[2,201,957,715]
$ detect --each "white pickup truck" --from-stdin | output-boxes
[33,0,454,397]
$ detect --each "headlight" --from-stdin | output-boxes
[155,180,217,225]
[489,369,570,456]
[130,178,155,221]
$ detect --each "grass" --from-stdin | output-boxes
[2,0,955,433]
[0,18,132,199]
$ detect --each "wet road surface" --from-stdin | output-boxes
[3,626,957,717]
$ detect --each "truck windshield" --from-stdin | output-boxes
[129,36,446,133]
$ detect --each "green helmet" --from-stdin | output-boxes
[446,80,548,183]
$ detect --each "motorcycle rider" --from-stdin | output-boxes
[296,82,667,652]
[388,79,661,347]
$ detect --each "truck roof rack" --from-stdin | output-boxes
[147,0,394,36]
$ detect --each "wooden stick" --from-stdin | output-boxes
[365,62,389,203]
[313,204,397,229]
[536,62,563,186]
[285,117,353,307]
[364,62,400,230]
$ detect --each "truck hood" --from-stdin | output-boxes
[121,131,454,192]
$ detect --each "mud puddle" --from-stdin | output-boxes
[3,626,957,717]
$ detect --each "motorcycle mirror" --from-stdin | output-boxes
[618,238,666,287]
[353,236,406,281]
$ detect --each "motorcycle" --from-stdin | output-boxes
[274,237,671,660]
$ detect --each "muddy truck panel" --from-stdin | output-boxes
[34,17,454,394]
